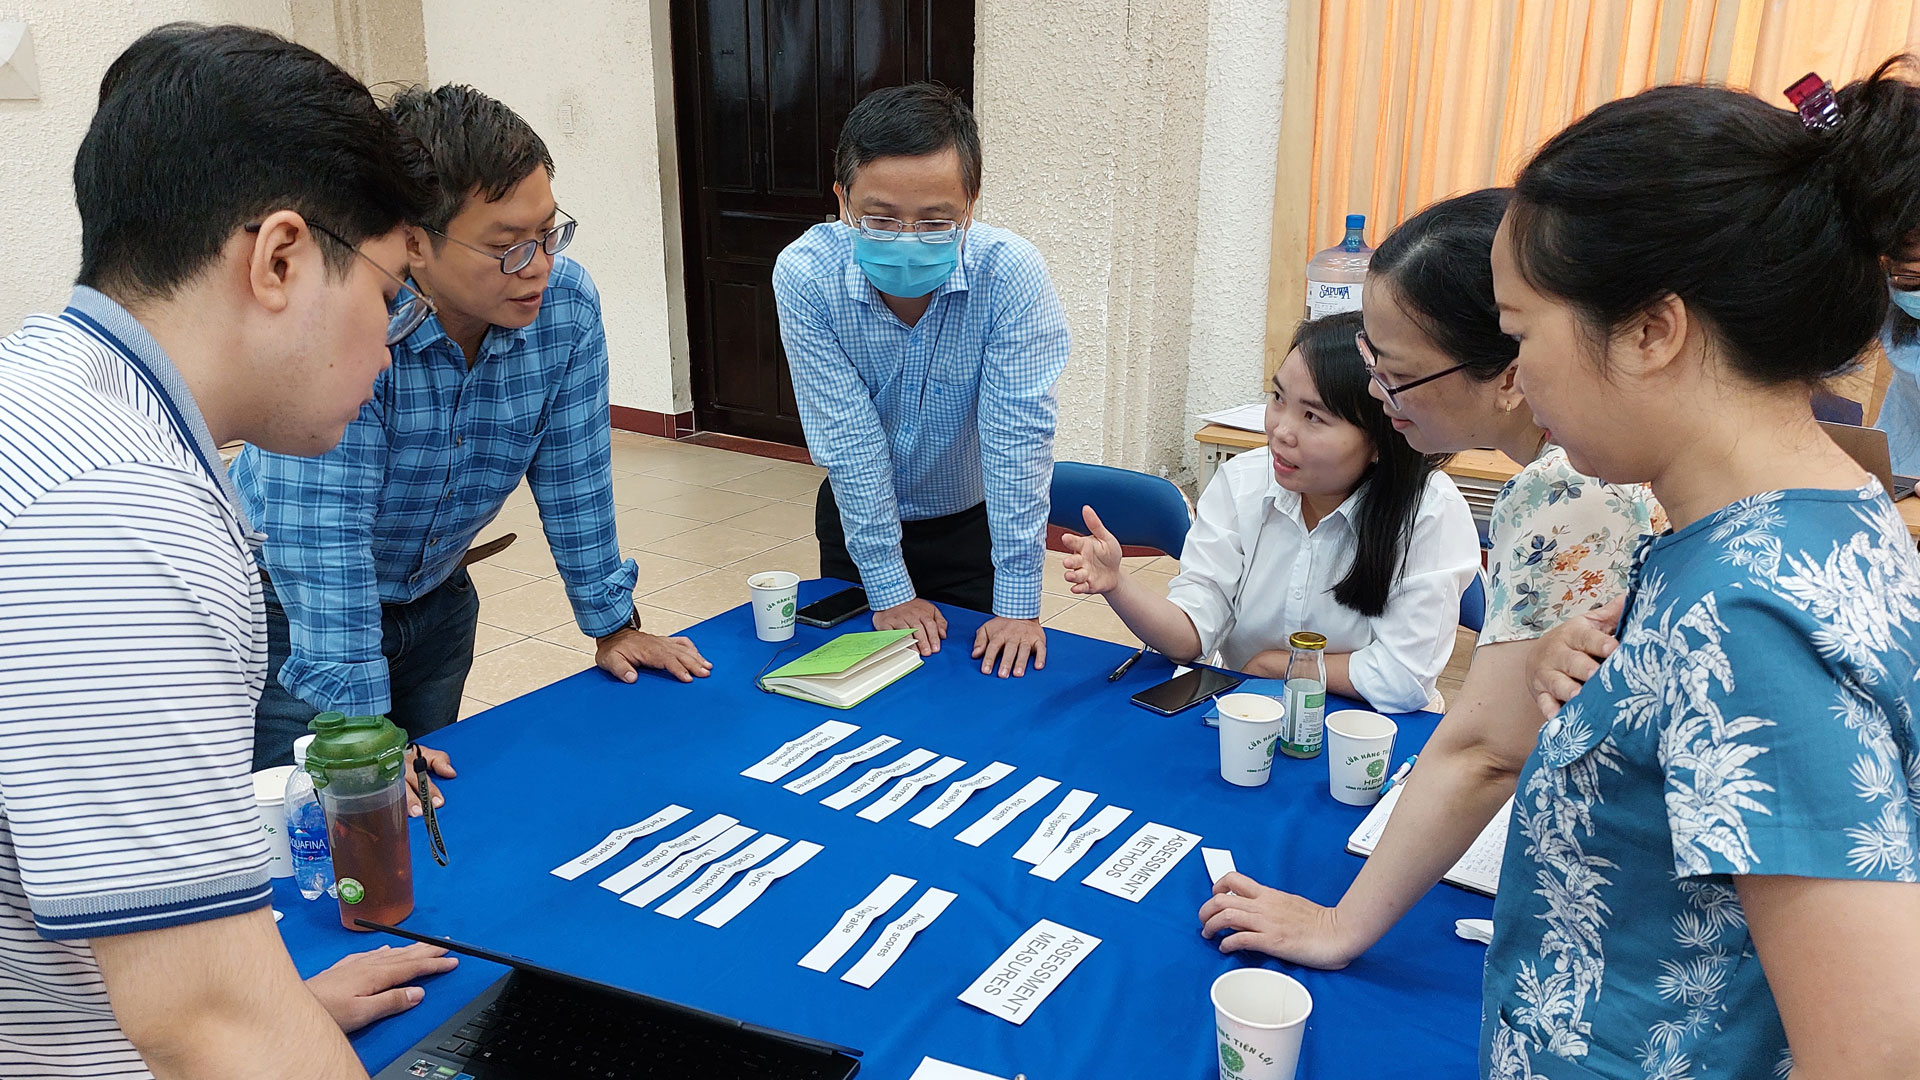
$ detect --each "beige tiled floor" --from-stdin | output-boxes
[459,431,1476,716]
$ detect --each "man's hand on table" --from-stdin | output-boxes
[403,745,454,818]
[1197,873,1363,970]
[973,616,1046,678]
[306,943,459,1034]
[597,628,713,684]
[873,598,947,656]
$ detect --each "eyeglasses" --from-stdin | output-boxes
[425,208,577,274]
[244,220,436,346]
[1890,271,1920,292]
[1355,329,1468,407]
[848,215,962,244]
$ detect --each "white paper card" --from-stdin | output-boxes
[1201,846,1237,885]
[620,824,757,909]
[910,761,1017,828]
[656,833,789,918]
[550,804,692,880]
[797,873,917,972]
[783,735,900,793]
[742,720,860,782]
[694,840,824,928]
[907,1059,1011,1080]
[856,756,966,822]
[1030,805,1132,882]
[957,919,1102,1026]
[1010,788,1097,864]
[840,887,956,988]
[953,776,1060,847]
[597,813,738,894]
[1080,822,1202,902]
[819,748,938,810]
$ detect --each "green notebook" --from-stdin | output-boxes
[760,629,923,709]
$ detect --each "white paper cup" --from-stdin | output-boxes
[1212,968,1312,1080]
[251,765,297,879]
[1217,693,1283,788]
[1325,710,1398,806]
[748,571,800,642]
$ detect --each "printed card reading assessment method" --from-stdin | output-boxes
[1080,822,1201,902]
[957,919,1102,1026]
[550,804,691,880]
[741,720,860,782]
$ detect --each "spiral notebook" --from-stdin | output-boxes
[1345,784,1511,898]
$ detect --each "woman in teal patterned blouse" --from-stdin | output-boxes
[1492,63,1920,1079]
[1200,190,1662,966]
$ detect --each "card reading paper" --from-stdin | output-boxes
[820,748,938,810]
[953,776,1059,847]
[784,735,900,794]
[1201,846,1237,885]
[656,833,789,918]
[694,840,823,928]
[910,761,1017,828]
[741,720,860,782]
[840,887,957,988]
[550,804,690,880]
[856,756,966,822]
[597,814,738,894]
[798,873,917,972]
[619,824,756,909]
[1081,822,1202,902]
[957,919,1102,1026]
[1030,805,1132,882]
[1010,788,1097,864]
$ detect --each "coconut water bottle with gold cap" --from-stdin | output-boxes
[1280,632,1327,759]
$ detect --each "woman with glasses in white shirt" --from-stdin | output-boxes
[1061,311,1480,713]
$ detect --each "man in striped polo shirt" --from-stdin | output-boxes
[0,24,457,1079]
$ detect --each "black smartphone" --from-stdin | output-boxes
[1130,667,1243,716]
[794,587,870,629]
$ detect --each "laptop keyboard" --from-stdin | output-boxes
[431,975,849,1079]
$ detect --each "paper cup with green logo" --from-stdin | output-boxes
[1325,709,1398,806]
[1217,693,1283,788]
[748,571,800,642]
[1212,968,1311,1080]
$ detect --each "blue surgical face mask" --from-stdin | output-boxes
[1893,285,1920,321]
[848,224,963,299]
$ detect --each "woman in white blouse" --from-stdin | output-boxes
[1061,311,1481,713]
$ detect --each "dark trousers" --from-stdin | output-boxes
[252,568,481,770]
[814,479,995,613]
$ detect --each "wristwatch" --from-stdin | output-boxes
[598,608,642,641]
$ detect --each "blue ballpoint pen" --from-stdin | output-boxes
[1379,754,1417,796]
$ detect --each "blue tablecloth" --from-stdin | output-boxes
[277,579,1492,1078]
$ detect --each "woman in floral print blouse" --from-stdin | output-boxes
[1200,191,1663,967]
[1488,63,1920,1079]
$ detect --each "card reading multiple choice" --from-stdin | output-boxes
[550,804,691,880]
[741,720,860,782]
[1080,822,1201,902]
[620,823,757,909]
[597,814,739,894]
[957,919,1102,1026]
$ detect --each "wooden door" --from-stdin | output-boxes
[670,0,975,446]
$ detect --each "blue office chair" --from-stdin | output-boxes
[1048,461,1193,557]
[1813,389,1865,426]
[1459,570,1487,635]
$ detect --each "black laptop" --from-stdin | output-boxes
[363,920,862,1080]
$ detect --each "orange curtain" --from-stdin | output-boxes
[1299,0,1920,264]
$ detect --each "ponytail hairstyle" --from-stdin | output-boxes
[1289,312,1441,618]
[1505,56,1920,384]
[1368,188,1517,381]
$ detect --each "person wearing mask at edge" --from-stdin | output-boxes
[0,24,461,1078]
[773,83,1070,678]
[1872,230,1920,477]
[1196,191,1664,968]
[1506,62,1920,1079]
[234,84,711,795]
[1063,311,1480,713]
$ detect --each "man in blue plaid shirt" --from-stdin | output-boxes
[774,85,1070,679]
[234,85,708,789]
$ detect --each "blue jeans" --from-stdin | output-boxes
[252,568,481,770]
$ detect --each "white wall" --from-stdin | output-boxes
[420,0,685,416]
[0,0,294,329]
